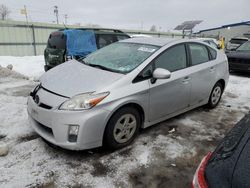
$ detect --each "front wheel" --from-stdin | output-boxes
[104,107,141,150]
[207,82,223,108]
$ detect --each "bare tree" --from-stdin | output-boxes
[0,4,10,20]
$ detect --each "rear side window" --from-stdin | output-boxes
[47,32,66,49]
[208,47,217,60]
[154,44,187,72]
[189,43,209,65]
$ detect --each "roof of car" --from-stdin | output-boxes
[120,37,180,47]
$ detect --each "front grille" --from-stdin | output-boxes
[35,120,53,137]
[228,58,250,64]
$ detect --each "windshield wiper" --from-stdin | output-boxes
[81,61,125,74]
[85,63,115,72]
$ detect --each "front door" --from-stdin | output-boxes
[149,44,191,122]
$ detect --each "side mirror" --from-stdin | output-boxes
[153,68,171,79]
[217,44,221,50]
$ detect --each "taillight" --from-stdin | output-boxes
[192,152,212,188]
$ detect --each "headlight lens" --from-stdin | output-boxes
[59,92,109,110]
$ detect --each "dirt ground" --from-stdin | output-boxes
[0,72,249,188]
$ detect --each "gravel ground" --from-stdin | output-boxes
[0,66,249,187]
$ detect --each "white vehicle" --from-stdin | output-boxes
[28,37,229,150]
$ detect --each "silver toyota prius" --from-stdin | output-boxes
[28,37,229,150]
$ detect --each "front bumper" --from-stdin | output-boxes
[229,62,250,72]
[27,96,110,150]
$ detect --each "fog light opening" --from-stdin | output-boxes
[68,125,79,142]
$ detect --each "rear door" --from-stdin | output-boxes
[187,43,216,106]
[149,44,191,121]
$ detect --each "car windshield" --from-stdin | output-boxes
[81,42,159,73]
[237,41,250,51]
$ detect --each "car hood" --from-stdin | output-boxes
[40,60,123,97]
[226,51,250,60]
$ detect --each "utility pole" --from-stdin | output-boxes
[54,6,59,24]
[64,14,68,24]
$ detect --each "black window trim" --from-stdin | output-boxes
[133,42,189,83]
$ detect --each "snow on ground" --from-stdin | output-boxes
[0,56,250,187]
[0,56,44,80]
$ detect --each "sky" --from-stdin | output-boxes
[1,0,249,32]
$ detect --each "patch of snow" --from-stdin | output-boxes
[0,56,44,80]
[223,75,250,112]
[137,146,150,166]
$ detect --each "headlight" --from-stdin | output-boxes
[59,92,109,110]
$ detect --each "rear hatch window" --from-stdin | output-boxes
[47,31,66,49]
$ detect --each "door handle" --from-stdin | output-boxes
[210,67,215,72]
[182,76,190,84]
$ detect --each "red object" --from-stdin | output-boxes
[192,152,213,188]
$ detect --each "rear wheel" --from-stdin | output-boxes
[104,107,141,150]
[207,82,223,108]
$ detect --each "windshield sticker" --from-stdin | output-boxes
[138,47,156,53]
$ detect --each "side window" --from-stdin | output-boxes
[154,44,187,72]
[208,47,217,60]
[117,35,130,41]
[189,43,210,65]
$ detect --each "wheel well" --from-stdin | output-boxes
[102,103,145,145]
[217,79,225,91]
[111,103,145,126]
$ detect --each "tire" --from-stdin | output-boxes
[44,65,50,72]
[104,107,141,150]
[207,82,223,108]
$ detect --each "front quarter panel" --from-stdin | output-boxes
[98,78,150,125]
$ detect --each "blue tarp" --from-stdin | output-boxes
[63,29,97,57]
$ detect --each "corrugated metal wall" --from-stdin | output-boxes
[0,20,75,56]
[0,20,182,56]
[198,25,250,43]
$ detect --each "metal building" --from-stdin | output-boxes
[196,21,250,43]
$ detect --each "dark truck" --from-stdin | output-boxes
[44,28,130,71]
